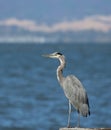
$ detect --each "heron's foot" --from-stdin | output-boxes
[67,125,71,128]
[77,123,80,128]
[76,124,80,128]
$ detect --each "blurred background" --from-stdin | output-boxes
[0,0,111,130]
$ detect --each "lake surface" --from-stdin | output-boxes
[0,43,111,130]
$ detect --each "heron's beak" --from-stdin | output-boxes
[42,53,54,58]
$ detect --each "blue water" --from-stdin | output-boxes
[0,43,111,130]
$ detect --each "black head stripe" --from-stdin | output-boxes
[56,52,63,55]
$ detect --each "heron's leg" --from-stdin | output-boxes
[67,101,71,128]
[77,113,80,127]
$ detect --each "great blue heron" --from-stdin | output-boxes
[43,52,90,127]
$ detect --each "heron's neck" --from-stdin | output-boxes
[57,56,65,86]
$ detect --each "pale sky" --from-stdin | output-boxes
[0,0,111,33]
[0,0,111,23]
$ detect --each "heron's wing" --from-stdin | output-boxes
[62,75,89,109]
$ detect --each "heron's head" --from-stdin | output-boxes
[43,52,63,59]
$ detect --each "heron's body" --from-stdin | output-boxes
[43,52,90,127]
[62,75,90,116]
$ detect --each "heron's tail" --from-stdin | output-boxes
[79,104,90,117]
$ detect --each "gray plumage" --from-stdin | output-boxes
[43,52,90,127]
[62,75,90,116]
